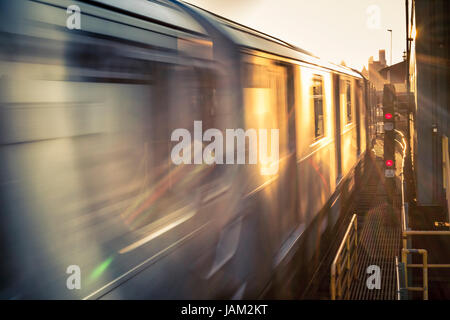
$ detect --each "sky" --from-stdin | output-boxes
[186,0,406,71]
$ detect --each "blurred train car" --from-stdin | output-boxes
[0,0,377,299]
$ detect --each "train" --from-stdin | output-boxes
[0,0,377,299]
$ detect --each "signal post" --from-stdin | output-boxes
[383,84,396,213]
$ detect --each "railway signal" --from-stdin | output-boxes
[383,84,396,170]
[383,84,397,206]
[385,159,395,178]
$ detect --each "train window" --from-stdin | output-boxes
[286,66,296,153]
[312,75,325,139]
[243,63,269,88]
[346,80,352,123]
[65,41,154,84]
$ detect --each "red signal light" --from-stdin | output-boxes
[385,113,393,120]
[385,160,394,167]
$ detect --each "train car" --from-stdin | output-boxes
[0,0,377,299]
[181,3,378,298]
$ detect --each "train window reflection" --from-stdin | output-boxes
[346,80,352,123]
[312,75,324,139]
[65,41,154,84]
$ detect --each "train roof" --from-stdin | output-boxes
[182,1,362,78]
[87,0,208,36]
[85,0,361,78]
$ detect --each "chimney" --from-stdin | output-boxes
[379,50,386,67]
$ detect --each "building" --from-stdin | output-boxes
[361,66,369,79]
[378,60,412,113]
[367,50,388,92]
[379,60,407,91]
[407,0,450,210]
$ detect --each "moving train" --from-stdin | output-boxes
[0,0,377,299]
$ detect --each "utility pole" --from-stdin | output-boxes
[405,0,413,204]
[388,29,393,65]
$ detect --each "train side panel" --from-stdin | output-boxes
[296,65,337,228]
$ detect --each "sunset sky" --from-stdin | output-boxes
[187,0,406,71]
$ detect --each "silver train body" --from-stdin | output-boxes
[0,0,377,299]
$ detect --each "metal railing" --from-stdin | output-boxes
[401,248,428,300]
[396,256,409,300]
[395,257,401,300]
[330,214,358,300]
[396,130,450,300]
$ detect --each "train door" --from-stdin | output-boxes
[333,73,342,182]
[355,81,362,156]
[271,62,298,244]
[357,80,367,154]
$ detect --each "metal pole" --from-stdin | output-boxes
[405,0,412,204]
[405,1,410,93]
[402,249,408,291]
[423,251,428,300]
[388,29,393,65]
